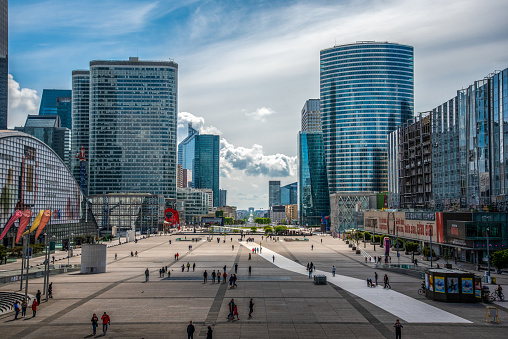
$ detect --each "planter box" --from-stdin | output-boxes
[348,244,352,248]
[345,241,349,244]
[356,250,361,254]
[352,246,356,250]
[444,264,452,269]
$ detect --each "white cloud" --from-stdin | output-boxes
[245,107,275,123]
[7,75,40,128]
[220,138,296,178]
[177,111,221,137]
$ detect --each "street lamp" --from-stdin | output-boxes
[428,223,433,268]
[482,215,491,280]
[373,218,376,252]
[68,233,74,267]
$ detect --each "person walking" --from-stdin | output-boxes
[52,255,55,264]
[114,253,117,260]
[228,299,235,319]
[217,271,221,284]
[233,304,240,320]
[223,271,227,284]
[394,319,403,339]
[31,299,38,317]
[36,290,41,305]
[159,268,162,278]
[101,312,111,335]
[234,263,238,273]
[249,298,254,318]
[211,270,216,284]
[145,268,150,282]
[332,266,336,277]
[229,274,235,289]
[375,272,378,286]
[135,251,138,257]
[223,265,227,272]
[91,313,99,335]
[309,267,313,279]
[193,263,196,271]
[272,255,275,263]
[203,270,208,283]
[13,300,20,320]
[187,262,190,271]
[307,263,310,271]
[384,274,391,289]
[187,320,195,339]
[248,266,252,276]
[181,264,185,272]
[311,245,314,250]
[206,325,213,339]
[48,283,53,298]
[233,274,238,288]
[21,299,27,318]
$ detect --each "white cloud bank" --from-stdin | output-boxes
[7,74,40,128]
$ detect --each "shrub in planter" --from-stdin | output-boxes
[405,242,419,253]
[422,247,436,258]
[364,232,371,241]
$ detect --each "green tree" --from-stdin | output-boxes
[423,247,436,258]
[250,226,258,233]
[0,245,7,262]
[224,217,233,225]
[492,249,508,270]
[264,226,273,234]
[274,225,288,234]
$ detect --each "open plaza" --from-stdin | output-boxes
[0,233,507,338]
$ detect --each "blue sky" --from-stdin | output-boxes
[7,0,508,209]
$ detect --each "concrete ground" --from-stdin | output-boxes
[0,233,507,338]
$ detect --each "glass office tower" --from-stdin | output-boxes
[320,42,414,193]
[301,99,321,132]
[87,58,178,198]
[194,134,220,207]
[281,182,297,205]
[299,132,330,226]
[0,0,7,129]
[269,181,281,207]
[71,70,90,193]
[39,89,72,129]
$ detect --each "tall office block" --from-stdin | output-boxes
[71,70,90,192]
[194,135,220,207]
[301,99,321,132]
[298,132,330,226]
[320,42,414,193]
[219,189,227,207]
[86,57,178,198]
[268,181,281,207]
[0,0,7,129]
[39,89,72,129]
[281,182,297,205]
[178,125,219,206]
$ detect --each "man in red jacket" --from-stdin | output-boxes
[31,300,38,317]
[101,312,111,335]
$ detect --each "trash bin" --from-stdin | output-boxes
[314,275,327,285]
[491,277,496,284]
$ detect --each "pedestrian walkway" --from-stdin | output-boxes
[240,241,471,324]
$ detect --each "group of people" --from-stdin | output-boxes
[174,253,180,260]
[306,262,316,278]
[13,298,37,319]
[366,272,390,288]
[130,251,138,257]
[91,312,111,336]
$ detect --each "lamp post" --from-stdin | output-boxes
[482,215,491,280]
[373,218,376,252]
[429,223,433,268]
[68,233,74,267]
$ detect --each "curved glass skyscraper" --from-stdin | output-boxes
[320,42,413,193]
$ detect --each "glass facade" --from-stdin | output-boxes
[301,99,321,132]
[431,68,508,211]
[178,125,219,206]
[281,182,297,205]
[320,42,414,193]
[176,187,210,225]
[87,58,178,198]
[90,193,165,235]
[268,180,281,207]
[0,0,7,129]
[194,135,220,207]
[298,132,330,226]
[71,70,90,194]
[39,89,72,129]
[0,131,97,248]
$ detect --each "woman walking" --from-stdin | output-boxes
[91,313,99,335]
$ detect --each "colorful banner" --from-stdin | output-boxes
[23,210,44,235]
[16,209,33,243]
[35,210,51,239]
[0,210,22,240]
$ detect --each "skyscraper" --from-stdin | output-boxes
[39,89,72,129]
[178,125,220,206]
[84,57,178,198]
[268,181,281,207]
[281,182,297,205]
[219,189,227,207]
[71,70,90,193]
[301,99,321,132]
[320,42,413,193]
[0,0,7,129]
[299,132,330,226]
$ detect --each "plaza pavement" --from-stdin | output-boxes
[0,233,506,338]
